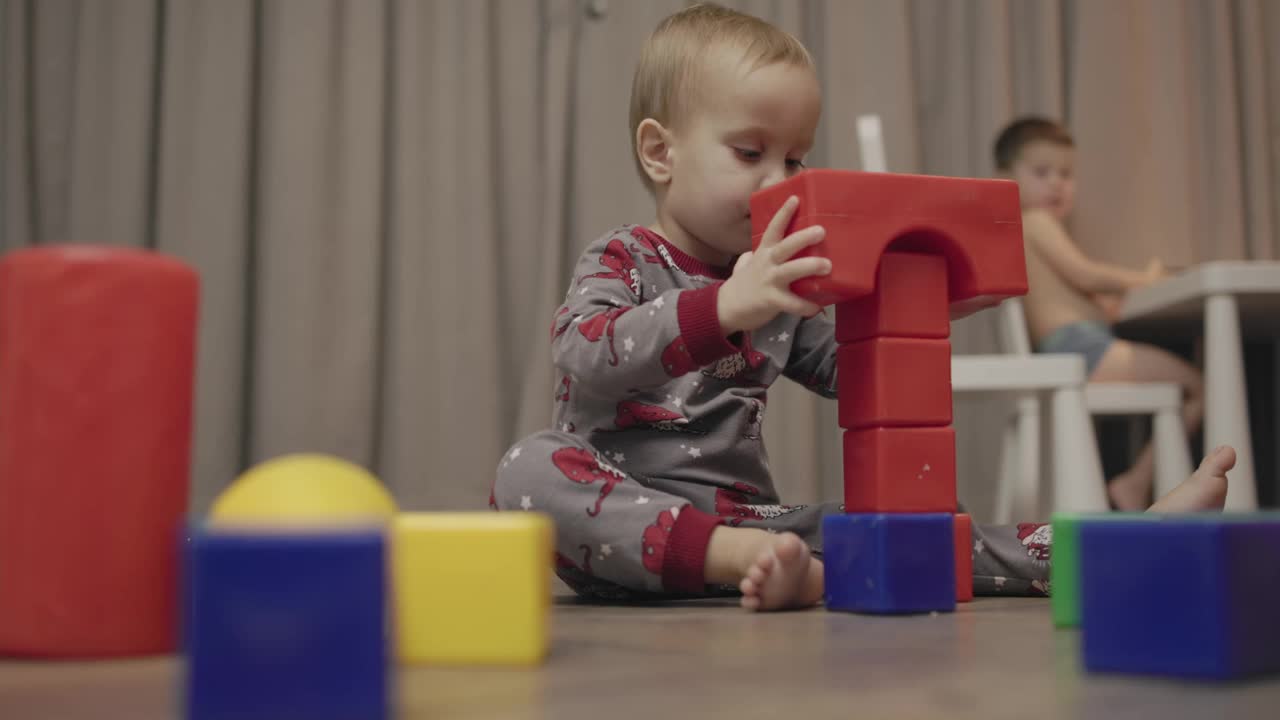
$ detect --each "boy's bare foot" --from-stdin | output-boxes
[1147,445,1234,512]
[1107,470,1150,512]
[738,532,824,612]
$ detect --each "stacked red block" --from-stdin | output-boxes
[836,252,969,604]
[750,169,1028,612]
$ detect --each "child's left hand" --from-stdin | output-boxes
[1092,292,1124,323]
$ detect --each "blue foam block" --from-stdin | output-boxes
[1080,513,1280,680]
[823,513,955,614]
[184,527,389,720]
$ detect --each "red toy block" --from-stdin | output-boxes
[954,513,973,603]
[842,427,957,513]
[835,251,949,343]
[837,338,952,430]
[749,169,1027,307]
[0,246,198,657]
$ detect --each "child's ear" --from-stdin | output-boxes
[636,118,674,186]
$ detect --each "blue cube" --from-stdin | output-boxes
[1080,514,1280,680]
[184,527,389,720]
[823,513,955,614]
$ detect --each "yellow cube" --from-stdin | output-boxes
[392,512,554,665]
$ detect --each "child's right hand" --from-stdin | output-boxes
[717,195,831,335]
[1143,257,1168,284]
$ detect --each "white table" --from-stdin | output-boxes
[1117,260,1280,511]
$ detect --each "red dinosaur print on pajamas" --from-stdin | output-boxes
[552,447,626,517]
[614,401,688,431]
[1017,522,1052,562]
[642,507,679,575]
[577,307,629,366]
[555,544,594,575]
[581,238,642,296]
[703,333,769,382]
[661,336,698,376]
[714,481,799,525]
[627,227,672,268]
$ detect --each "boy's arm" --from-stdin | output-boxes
[551,233,743,392]
[1024,209,1162,294]
[780,311,838,399]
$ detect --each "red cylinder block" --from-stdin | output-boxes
[0,245,199,657]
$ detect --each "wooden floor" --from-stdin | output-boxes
[3,595,1279,719]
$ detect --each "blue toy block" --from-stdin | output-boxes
[1080,513,1280,680]
[823,513,956,614]
[184,527,389,720]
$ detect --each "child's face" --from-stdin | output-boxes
[662,50,821,263]
[1008,140,1076,220]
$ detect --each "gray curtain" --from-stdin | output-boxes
[3,0,1278,520]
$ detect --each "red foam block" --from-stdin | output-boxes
[836,251,949,342]
[749,169,1027,307]
[837,338,952,430]
[0,246,199,657]
[842,427,957,513]
[955,513,973,603]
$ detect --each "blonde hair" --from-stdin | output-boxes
[629,3,815,191]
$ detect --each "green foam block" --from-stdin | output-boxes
[1050,512,1152,628]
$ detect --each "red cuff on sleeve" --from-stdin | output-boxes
[661,504,725,594]
[677,284,741,366]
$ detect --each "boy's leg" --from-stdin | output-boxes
[1090,338,1205,510]
[1090,339,1206,429]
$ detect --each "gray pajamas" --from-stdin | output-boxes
[494,225,1052,601]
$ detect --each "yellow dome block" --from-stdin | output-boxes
[209,453,398,527]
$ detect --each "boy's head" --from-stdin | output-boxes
[993,116,1076,221]
[630,3,820,263]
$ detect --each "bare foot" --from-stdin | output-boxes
[1147,445,1234,512]
[738,532,824,612]
[1107,470,1150,512]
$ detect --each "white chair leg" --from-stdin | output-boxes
[1013,395,1041,520]
[1205,294,1257,510]
[1051,386,1108,512]
[994,412,1019,525]
[1152,407,1192,499]
[994,394,1042,524]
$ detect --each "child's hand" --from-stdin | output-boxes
[1142,257,1168,284]
[717,196,830,335]
[1092,292,1124,323]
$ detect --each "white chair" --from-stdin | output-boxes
[952,299,1192,522]
[1084,381,1192,500]
[951,300,1107,520]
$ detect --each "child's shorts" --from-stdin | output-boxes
[1036,320,1115,376]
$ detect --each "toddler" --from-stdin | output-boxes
[494,4,1233,611]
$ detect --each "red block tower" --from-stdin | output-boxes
[750,169,1028,610]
